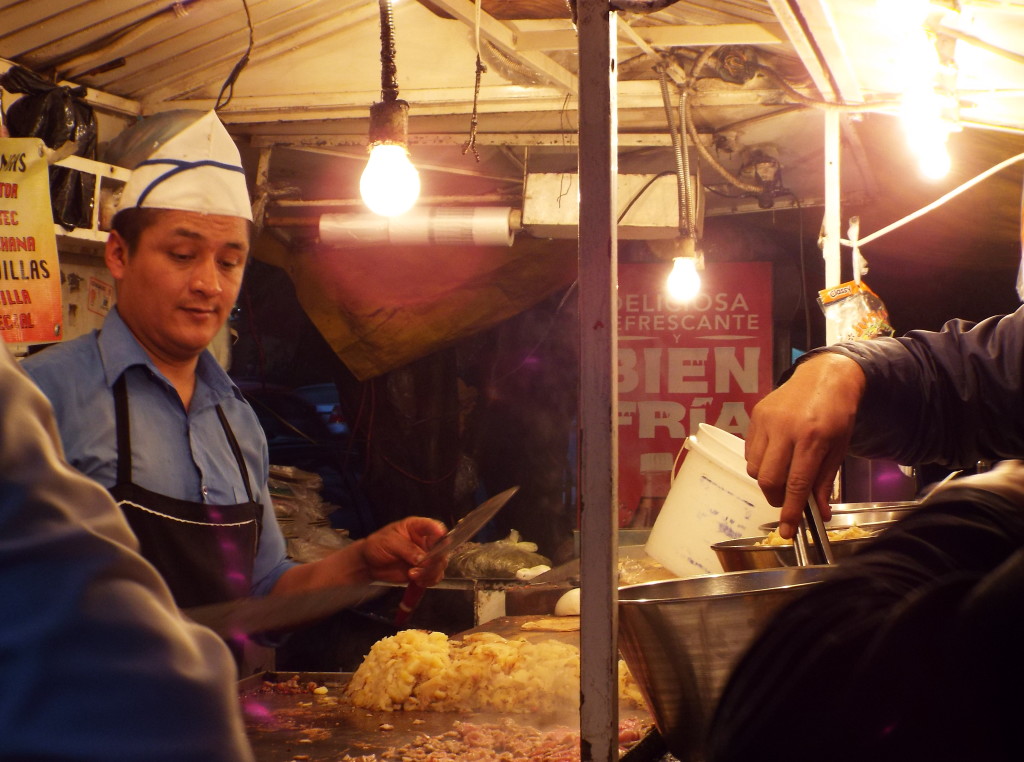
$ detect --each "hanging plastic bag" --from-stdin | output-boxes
[0,65,98,231]
[817,280,895,342]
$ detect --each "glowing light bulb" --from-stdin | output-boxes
[915,138,951,179]
[359,144,421,217]
[902,92,954,180]
[666,256,701,301]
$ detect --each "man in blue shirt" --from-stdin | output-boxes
[23,111,446,631]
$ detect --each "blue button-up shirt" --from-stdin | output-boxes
[22,308,295,597]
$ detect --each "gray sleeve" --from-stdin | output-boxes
[808,306,1024,468]
[0,347,254,762]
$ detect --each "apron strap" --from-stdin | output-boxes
[113,374,133,485]
[216,404,257,504]
[113,372,257,504]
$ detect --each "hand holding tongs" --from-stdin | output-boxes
[792,495,835,566]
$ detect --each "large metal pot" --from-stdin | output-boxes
[617,567,834,762]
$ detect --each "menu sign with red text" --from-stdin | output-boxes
[616,261,773,526]
[0,137,62,345]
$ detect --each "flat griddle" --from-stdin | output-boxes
[239,616,665,761]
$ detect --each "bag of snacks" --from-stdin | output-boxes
[817,280,894,342]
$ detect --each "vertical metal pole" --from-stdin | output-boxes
[577,0,619,760]
[824,107,843,502]
[823,107,842,346]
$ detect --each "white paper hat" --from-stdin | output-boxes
[109,110,252,221]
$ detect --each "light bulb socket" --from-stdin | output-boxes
[673,251,705,271]
[368,99,410,148]
[648,235,703,264]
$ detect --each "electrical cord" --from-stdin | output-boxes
[214,0,254,111]
[617,170,675,224]
[775,191,812,350]
[489,281,578,385]
[751,61,901,113]
[682,93,763,195]
[841,151,1024,249]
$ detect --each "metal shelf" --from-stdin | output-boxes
[51,154,130,245]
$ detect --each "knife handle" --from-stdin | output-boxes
[395,582,426,627]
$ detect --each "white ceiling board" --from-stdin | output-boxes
[423,0,578,91]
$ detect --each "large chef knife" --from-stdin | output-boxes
[394,485,520,626]
[184,584,387,638]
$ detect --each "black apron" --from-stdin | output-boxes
[109,374,263,609]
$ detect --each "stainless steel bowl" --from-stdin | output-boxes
[829,500,919,514]
[711,532,877,572]
[757,507,915,533]
[618,567,835,762]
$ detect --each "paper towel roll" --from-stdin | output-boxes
[319,207,517,247]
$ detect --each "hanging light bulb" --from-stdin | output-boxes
[360,103,420,216]
[652,237,705,302]
[891,1,961,180]
[667,255,702,302]
[360,0,420,217]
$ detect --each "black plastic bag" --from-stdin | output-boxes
[0,65,98,231]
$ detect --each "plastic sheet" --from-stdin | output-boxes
[447,530,551,579]
[0,65,98,231]
[319,207,517,247]
[268,465,351,563]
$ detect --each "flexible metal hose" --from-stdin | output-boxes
[657,66,688,236]
[378,0,398,100]
[679,89,695,235]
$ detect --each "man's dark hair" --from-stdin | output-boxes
[110,208,165,253]
[110,208,255,254]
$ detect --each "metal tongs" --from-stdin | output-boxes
[792,495,835,566]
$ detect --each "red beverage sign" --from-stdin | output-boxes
[616,261,773,527]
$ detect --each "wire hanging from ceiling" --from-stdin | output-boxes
[463,0,488,161]
[839,151,1024,249]
[215,0,255,111]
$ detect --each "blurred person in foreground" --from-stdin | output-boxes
[0,341,254,761]
[717,309,1024,760]
[708,460,1024,762]
[20,111,446,637]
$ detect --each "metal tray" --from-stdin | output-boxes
[239,670,661,761]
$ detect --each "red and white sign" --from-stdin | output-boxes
[0,138,62,345]
[616,261,773,526]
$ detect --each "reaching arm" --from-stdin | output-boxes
[745,353,866,537]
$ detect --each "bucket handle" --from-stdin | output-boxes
[672,440,688,481]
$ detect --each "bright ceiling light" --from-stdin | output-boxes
[360,0,420,217]
[887,0,961,180]
[666,248,704,302]
[360,107,420,217]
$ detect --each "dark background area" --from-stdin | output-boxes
[228,113,1024,568]
[229,156,1024,565]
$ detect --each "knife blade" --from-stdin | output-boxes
[184,584,387,638]
[395,485,520,626]
[527,557,580,586]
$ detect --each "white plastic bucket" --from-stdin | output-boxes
[645,425,778,577]
[693,422,746,460]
